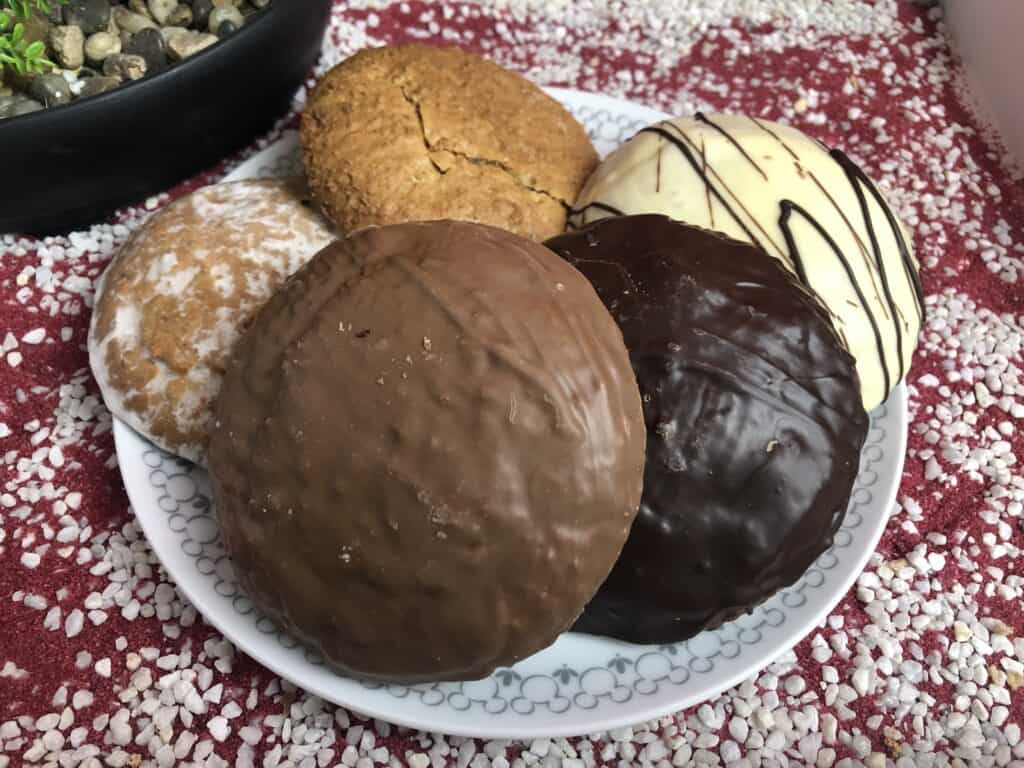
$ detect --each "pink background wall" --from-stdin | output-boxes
[946,0,1024,169]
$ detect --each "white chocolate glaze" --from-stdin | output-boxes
[89,178,334,464]
[569,113,924,410]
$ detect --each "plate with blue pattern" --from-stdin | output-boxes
[114,88,908,739]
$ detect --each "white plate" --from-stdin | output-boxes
[113,88,908,739]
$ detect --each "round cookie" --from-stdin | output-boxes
[89,178,334,465]
[208,220,646,682]
[546,215,869,644]
[569,113,925,410]
[301,44,598,241]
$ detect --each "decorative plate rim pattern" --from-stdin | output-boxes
[113,88,909,739]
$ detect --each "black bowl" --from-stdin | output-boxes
[0,0,333,235]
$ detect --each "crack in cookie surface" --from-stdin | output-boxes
[400,86,449,177]
[398,83,569,208]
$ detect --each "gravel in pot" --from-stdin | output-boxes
[0,0,272,120]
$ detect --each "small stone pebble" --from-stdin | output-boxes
[79,76,120,98]
[84,30,121,65]
[103,53,147,80]
[124,27,168,73]
[19,552,41,569]
[719,741,741,763]
[207,4,243,34]
[28,73,72,107]
[166,4,192,28]
[1,99,37,120]
[190,0,213,28]
[49,25,85,69]
[165,29,218,61]
[112,6,157,33]
[147,0,178,25]
[63,0,111,36]
[784,675,807,696]
[42,730,65,751]
[208,715,230,742]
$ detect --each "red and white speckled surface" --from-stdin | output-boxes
[2,2,1024,766]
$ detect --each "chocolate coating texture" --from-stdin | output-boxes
[546,215,869,644]
[209,220,646,682]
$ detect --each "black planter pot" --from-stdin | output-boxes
[1,0,333,236]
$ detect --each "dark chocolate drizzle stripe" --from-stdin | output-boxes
[779,200,892,396]
[757,124,923,383]
[832,149,926,318]
[567,201,626,229]
[749,116,800,161]
[634,126,773,255]
[752,110,924,382]
[656,144,663,193]
[696,112,768,180]
[827,149,920,383]
[662,121,787,259]
[700,135,714,228]
[743,118,919,388]
[749,116,892,327]
[803,169,889,314]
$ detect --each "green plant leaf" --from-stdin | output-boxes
[0,0,65,75]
